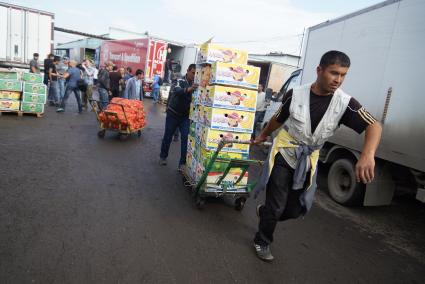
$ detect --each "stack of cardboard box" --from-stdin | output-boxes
[0,70,46,116]
[21,72,46,114]
[0,71,22,112]
[186,43,260,192]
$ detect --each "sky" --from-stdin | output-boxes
[7,0,383,55]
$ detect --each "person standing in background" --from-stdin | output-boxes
[43,54,54,85]
[43,54,54,98]
[82,59,96,110]
[152,71,161,104]
[252,84,268,139]
[48,56,61,106]
[29,53,40,73]
[97,62,113,109]
[124,67,133,83]
[118,67,126,98]
[109,66,121,99]
[56,56,69,100]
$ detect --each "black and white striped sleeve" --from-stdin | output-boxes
[274,89,293,123]
[340,97,377,134]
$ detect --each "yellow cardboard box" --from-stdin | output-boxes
[0,99,20,111]
[0,91,21,100]
[198,125,251,154]
[201,106,255,133]
[189,104,203,123]
[198,43,248,65]
[210,62,260,90]
[204,85,257,112]
[194,64,212,88]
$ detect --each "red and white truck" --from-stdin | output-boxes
[99,38,168,82]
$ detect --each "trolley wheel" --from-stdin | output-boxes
[234,197,246,211]
[195,195,206,210]
[97,130,106,138]
[137,130,142,137]
[119,133,129,141]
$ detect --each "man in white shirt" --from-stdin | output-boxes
[253,84,268,138]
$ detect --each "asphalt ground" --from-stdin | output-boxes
[0,96,424,283]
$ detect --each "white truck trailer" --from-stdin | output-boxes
[263,0,425,206]
[0,2,54,69]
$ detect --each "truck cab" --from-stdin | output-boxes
[260,69,302,132]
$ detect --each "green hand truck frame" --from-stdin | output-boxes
[182,139,271,210]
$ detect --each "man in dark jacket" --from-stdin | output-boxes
[159,64,197,170]
[43,53,54,86]
[97,62,113,109]
[109,66,122,98]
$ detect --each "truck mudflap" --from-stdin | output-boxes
[363,160,395,206]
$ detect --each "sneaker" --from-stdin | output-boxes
[56,108,65,113]
[256,204,263,218]
[253,243,274,262]
[159,158,167,166]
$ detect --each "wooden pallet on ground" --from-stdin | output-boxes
[0,110,43,118]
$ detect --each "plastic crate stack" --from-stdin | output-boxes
[186,43,260,192]
[0,70,46,116]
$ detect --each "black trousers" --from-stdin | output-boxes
[254,153,308,246]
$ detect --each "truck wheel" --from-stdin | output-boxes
[327,159,365,206]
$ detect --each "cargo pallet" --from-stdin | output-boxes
[0,110,43,118]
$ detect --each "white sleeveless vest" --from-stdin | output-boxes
[279,83,351,169]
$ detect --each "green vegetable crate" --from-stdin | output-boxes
[22,72,44,84]
[20,102,45,113]
[0,72,19,80]
[23,82,47,95]
[0,79,22,92]
[22,92,47,104]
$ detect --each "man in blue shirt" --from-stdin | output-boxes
[56,60,83,113]
[124,67,133,82]
[152,72,161,104]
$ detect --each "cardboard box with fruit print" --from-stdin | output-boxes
[203,85,257,112]
[194,64,212,88]
[198,125,251,154]
[23,82,47,95]
[209,62,260,90]
[186,134,197,180]
[0,91,21,100]
[0,71,19,80]
[0,99,20,111]
[200,106,255,133]
[189,103,203,123]
[22,92,47,104]
[22,72,43,84]
[20,102,45,113]
[197,43,248,65]
[0,79,22,92]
